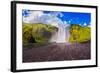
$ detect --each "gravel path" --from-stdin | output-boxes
[23,42,91,63]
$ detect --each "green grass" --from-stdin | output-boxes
[69,24,91,43]
[23,23,58,44]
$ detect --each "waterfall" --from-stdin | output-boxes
[66,27,71,44]
[50,23,70,43]
[56,26,66,43]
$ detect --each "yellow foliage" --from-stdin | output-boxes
[69,24,91,43]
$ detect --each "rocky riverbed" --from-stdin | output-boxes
[23,42,91,63]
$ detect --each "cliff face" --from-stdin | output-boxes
[23,23,58,43]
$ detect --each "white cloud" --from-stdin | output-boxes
[23,11,44,23]
[68,20,71,23]
[83,23,87,26]
[23,11,69,28]
[63,21,67,24]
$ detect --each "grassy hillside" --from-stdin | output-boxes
[69,24,91,43]
[23,23,58,44]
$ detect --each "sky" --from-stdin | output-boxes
[22,9,91,27]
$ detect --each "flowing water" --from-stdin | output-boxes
[50,23,70,44]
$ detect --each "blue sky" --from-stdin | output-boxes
[22,10,91,26]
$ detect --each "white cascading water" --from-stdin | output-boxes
[66,27,70,44]
[50,23,70,43]
[56,25,66,43]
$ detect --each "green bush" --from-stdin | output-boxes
[23,23,58,44]
[22,23,33,43]
[69,24,91,43]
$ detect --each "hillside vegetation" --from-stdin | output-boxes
[23,23,91,44]
[69,24,91,43]
[23,23,58,44]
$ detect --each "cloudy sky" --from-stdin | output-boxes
[22,9,91,27]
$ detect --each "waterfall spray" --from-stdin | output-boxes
[50,23,70,43]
